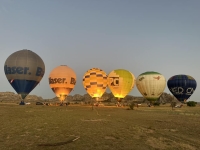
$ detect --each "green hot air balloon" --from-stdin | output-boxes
[4,49,45,104]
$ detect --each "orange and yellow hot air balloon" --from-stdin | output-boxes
[82,68,107,100]
[49,65,76,103]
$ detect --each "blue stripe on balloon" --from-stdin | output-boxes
[9,79,39,96]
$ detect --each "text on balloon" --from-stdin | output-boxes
[169,87,194,95]
[49,77,76,85]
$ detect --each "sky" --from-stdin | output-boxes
[0,0,200,101]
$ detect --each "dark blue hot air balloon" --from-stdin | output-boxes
[4,49,45,104]
[167,75,197,103]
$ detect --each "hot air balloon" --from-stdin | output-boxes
[82,68,107,100]
[130,72,136,89]
[136,71,166,103]
[167,75,197,103]
[49,65,76,104]
[4,49,45,104]
[107,69,135,102]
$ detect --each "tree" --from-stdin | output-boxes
[129,102,136,110]
[187,101,197,107]
[171,102,176,110]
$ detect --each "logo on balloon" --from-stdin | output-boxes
[4,65,44,77]
[153,76,161,80]
[109,77,119,86]
[143,92,147,96]
[169,87,194,95]
[49,77,76,85]
[139,77,144,81]
[4,65,30,75]
[35,67,44,77]
[70,77,76,85]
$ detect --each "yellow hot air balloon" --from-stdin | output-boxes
[82,68,107,99]
[136,71,166,102]
[107,69,135,100]
[49,65,76,103]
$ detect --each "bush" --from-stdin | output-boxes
[153,101,160,106]
[129,102,135,110]
[187,101,197,107]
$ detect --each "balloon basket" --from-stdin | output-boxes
[59,101,64,106]
[19,101,25,105]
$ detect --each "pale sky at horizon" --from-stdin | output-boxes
[0,0,200,101]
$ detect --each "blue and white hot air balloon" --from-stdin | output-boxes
[4,49,45,104]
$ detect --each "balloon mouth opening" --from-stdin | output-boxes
[58,94,67,101]
[90,96,102,101]
[117,97,123,102]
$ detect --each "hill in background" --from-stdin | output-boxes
[0,92,180,104]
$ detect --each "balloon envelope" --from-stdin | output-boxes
[167,75,197,102]
[49,65,76,101]
[136,71,166,101]
[82,68,107,98]
[107,69,135,99]
[130,72,136,89]
[4,49,45,99]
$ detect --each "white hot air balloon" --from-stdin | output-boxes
[136,71,166,103]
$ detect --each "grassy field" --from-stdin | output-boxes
[0,103,200,150]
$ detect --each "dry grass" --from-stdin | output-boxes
[0,103,200,150]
